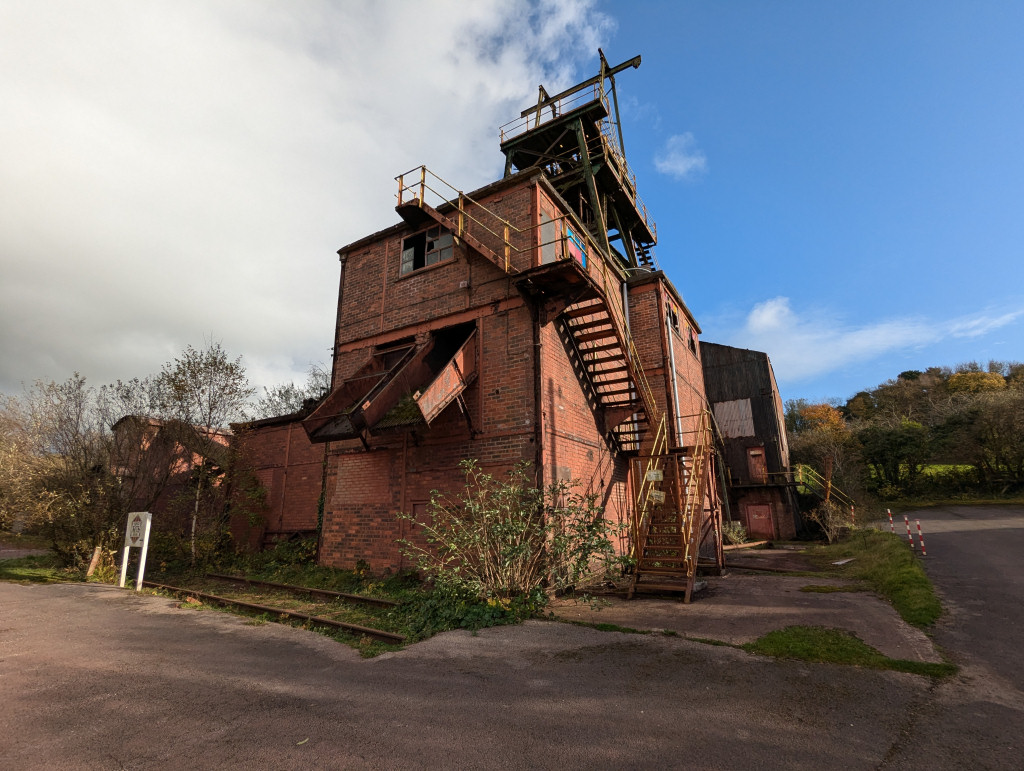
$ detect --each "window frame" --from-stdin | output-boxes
[400,225,454,276]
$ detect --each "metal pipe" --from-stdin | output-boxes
[665,308,683,447]
[621,279,638,447]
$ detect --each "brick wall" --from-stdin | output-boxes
[232,418,325,548]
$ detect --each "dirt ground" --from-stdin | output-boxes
[550,548,942,663]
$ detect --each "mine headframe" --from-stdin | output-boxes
[499,49,658,271]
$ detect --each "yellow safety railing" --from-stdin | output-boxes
[795,464,855,510]
[680,410,713,570]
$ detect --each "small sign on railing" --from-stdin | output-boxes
[645,469,663,482]
[119,511,152,591]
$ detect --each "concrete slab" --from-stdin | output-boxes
[551,572,942,663]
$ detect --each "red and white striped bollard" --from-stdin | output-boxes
[904,515,915,549]
[916,519,927,556]
[887,509,895,533]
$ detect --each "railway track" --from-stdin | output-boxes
[204,573,400,608]
[143,578,406,644]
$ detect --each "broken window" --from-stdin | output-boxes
[401,226,453,275]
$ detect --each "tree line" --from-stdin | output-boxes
[0,342,329,571]
[786,360,1024,502]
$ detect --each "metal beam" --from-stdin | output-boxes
[520,54,641,118]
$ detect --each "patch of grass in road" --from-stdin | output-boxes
[685,636,734,647]
[800,584,865,593]
[558,619,652,636]
[743,625,957,679]
[0,553,65,583]
[805,529,942,627]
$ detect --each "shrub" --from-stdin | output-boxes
[805,499,853,543]
[398,460,621,608]
[722,520,748,545]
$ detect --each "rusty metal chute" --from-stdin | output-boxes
[414,329,477,425]
[303,325,478,443]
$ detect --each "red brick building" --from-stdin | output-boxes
[303,54,725,597]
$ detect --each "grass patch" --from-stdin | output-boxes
[0,553,66,583]
[685,636,735,647]
[555,618,654,636]
[743,625,956,678]
[800,584,865,594]
[805,529,942,627]
[0,532,52,550]
[888,494,1024,511]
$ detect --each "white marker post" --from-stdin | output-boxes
[119,511,153,591]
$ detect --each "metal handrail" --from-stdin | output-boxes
[396,165,605,275]
[498,85,609,143]
[794,464,855,509]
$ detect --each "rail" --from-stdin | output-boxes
[498,83,609,143]
[143,581,405,643]
[794,464,855,510]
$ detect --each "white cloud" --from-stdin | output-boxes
[0,0,612,394]
[724,296,1024,384]
[654,132,707,180]
[948,310,1024,338]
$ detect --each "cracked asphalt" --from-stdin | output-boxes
[1,505,1020,769]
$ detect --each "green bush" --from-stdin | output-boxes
[722,520,748,545]
[398,460,621,610]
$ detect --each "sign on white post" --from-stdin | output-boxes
[119,511,152,591]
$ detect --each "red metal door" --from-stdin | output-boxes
[747,447,767,484]
[745,503,774,539]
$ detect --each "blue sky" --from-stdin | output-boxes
[1,1,1021,406]
[596,0,1024,402]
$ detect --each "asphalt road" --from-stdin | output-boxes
[877,505,1024,769]
[1,505,1021,769]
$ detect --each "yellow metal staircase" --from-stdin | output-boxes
[628,411,716,601]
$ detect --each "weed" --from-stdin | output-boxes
[722,520,748,545]
[398,460,621,610]
[743,625,957,678]
[805,500,853,544]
